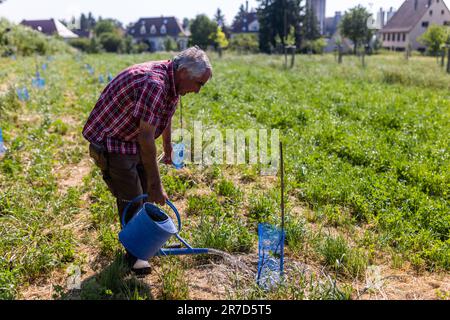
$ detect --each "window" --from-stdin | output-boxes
[442,10,445,15]
[383,33,386,41]
[422,21,429,27]
[387,33,391,41]
[403,33,406,42]
[430,10,433,16]
[445,21,450,26]
[150,25,157,34]
[160,25,167,34]
[140,24,146,35]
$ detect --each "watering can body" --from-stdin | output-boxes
[119,196,180,260]
[118,195,209,260]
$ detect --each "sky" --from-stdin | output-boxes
[0,0,407,26]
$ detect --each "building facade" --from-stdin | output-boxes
[380,0,450,51]
[127,17,189,52]
[308,0,327,35]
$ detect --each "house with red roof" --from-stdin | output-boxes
[20,19,79,39]
[380,0,450,51]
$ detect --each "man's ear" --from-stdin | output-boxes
[178,68,189,81]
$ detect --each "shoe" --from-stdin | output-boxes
[124,252,152,276]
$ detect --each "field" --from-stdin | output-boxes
[0,52,449,300]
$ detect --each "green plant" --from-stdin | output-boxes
[186,194,221,216]
[158,257,189,300]
[318,235,368,278]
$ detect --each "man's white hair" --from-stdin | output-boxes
[173,46,212,79]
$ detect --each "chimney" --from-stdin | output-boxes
[246,0,249,13]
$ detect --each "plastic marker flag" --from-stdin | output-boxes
[16,87,29,101]
[256,142,286,290]
[85,64,94,75]
[107,72,113,82]
[42,63,47,71]
[256,223,285,290]
[99,75,105,83]
[0,128,6,157]
[32,77,45,88]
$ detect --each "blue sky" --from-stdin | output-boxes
[0,0,405,25]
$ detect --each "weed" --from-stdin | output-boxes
[317,235,368,278]
[80,253,151,300]
[186,194,221,216]
[248,192,278,224]
[158,257,189,300]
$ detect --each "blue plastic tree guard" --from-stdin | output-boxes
[32,72,45,88]
[16,87,29,101]
[172,142,185,170]
[0,128,6,156]
[256,223,285,290]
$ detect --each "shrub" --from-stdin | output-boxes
[0,18,74,56]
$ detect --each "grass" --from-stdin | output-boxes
[317,235,368,278]
[0,51,449,299]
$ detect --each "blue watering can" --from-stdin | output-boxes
[118,194,209,260]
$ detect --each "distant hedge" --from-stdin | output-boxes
[0,18,75,56]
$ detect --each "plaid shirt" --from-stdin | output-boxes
[83,60,179,154]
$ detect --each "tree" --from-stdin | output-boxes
[214,8,231,39]
[182,18,190,31]
[94,19,122,37]
[80,13,88,31]
[163,36,177,51]
[189,14,218,49]
[419,25,450,56]
[257,0,305,53]
[214,8,226,27]
[233,4,248,27]
[99,32,123,52]
[340,5,372,55]
[229,34,259,53]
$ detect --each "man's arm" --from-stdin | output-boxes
[161,119,173,164]
[138,120,168,206]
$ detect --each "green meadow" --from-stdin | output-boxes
[0,52,449,299]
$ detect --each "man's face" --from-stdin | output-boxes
[177,68,212,96]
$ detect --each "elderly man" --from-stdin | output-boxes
[83,47,212,275]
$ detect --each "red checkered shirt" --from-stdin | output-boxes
[83,60,179,154]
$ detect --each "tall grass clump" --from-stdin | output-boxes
[317,235,368,278]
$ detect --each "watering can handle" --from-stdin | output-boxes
[121,194,182,232]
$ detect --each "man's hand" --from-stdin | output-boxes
[147,186,168,206]
[161,146,173,165]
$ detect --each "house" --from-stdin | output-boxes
[127,17,188,52]
[379,0,450,51]
[230,11,259,38]
[20,19,79,39]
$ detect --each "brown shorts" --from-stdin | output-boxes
[89,143,148,226]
